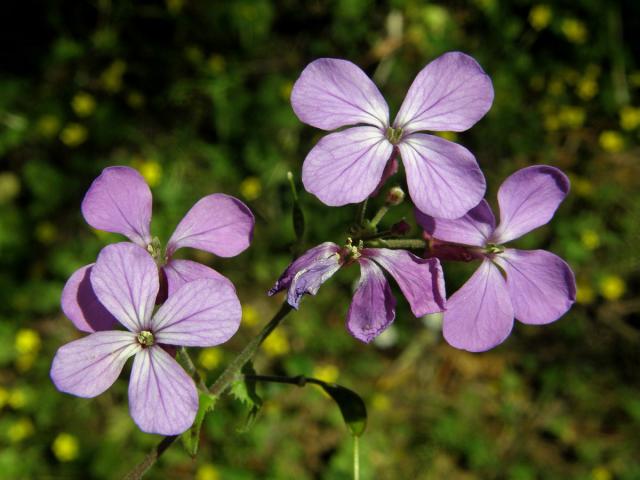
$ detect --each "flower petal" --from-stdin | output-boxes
[415,199,496,247]
[167,194,254,258]
[61,264,118,333]
[443,260,514,352]
[163,259,232,297]
[291,58,390,130]
[91,243,159,332]
[496,249,576,325]
[394,51,494,133]
[346,258,396,343]
[153,278,241,347]
[50,331,139,398]
[398,133,486,219]
[364,248,445,317]
[128,347,198,435]
[492,165,570,244]
[302,127,393,206]
[81,166,152,247]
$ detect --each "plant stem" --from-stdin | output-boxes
[353,435,360,480]
[244,373,327,388]
[355,199,368,227]
[368,205,389,229]
[363,238,427,250]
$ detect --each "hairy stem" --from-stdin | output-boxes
[363,238,427,250]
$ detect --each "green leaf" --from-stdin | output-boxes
[181,392,217,457]
[230,362,263,432]
[320,383,367,437]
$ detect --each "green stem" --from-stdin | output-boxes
[364,238,427,250]
[177,347,207,391]
[244,373,326,388]
[353,435,360,480]
[368,205,388,229]
[355,199,368,227]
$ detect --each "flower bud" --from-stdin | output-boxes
[385,186,405,206]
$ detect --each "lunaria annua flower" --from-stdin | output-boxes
[416,165,576,352]
[291,51,494,219]
[269,242,445,342]
[51,242,242,435]
[62,166,254,333]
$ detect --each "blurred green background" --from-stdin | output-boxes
[1,0,639,478]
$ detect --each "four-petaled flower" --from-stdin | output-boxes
[291,51,494,219]
[269,242,445,342]
[416,166,576,352]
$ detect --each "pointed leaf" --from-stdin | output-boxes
[321,383,367,437]
[181,392,217,457]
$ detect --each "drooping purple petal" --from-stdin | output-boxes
[91,243,159,333]
[415,200,496,247]
[346,258,396,343]
[128,346,198,435]
[50,331,139,398]
[491,165,570,244]
[61,264,118,333]
[152,278,241,347]
[291,58,390,130]
[163,259,232,297]
[398,133,486,219]
[363,248,445,317]
[302,127,393,207]
[443,260,514,352]
[393,51,494,134]
[166,194,254,258]
[495,249,576,325]
[81,166,152,247]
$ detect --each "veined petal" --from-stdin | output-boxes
[163,259,232,297]
[415,200,496,247]
[496,249,576,325]
[167,194,254,258]
[50,331,139,398]
[492,165,570,244]
[398,133,486,219]
[61,264,118,333]
[394,51,494,133]
[153,278,241,347]
[346,258,396,343]
[302,127,393,206]
[364,248,445,317]
[81,166,152,247]
[291,58,390,130]
[91,243,159,332]
[128,347,198,435]
[443,260,514,352]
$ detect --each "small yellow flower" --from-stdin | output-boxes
[101,60,127,93]
[198,348,223,371]
[580,229,600,250]
[0,172,20,204]
[36,222,57,244]
[208,55,226,75]
[619,106,640,131]
[561,18,588,44]
[196,464,220,480]
[60,123,88,147]
[599,130,624,153]
[71,92,96,117]
[599,275,626,301]
[0,387,8,408]
[371,393,391,412]
[242,304,260,327]
[529,5,552,31]
[36,114,61,138]
[239,176,262,201]
[126,91,145,109]
[558,106,585,129]
[138,161,162,187]
[52,433,80,462]
[15,329,41,355]
[437,131,458,142]
[576,78,598,100]
[313,363,339,384]
[7,418,34,443]
[262,329,289,357]
[8,388,28,409]
[576,282,595,305]
[591,466,612,480]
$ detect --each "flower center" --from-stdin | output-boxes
[386,126,404,145]
[146,237,166,266]
[137,330,155,347]
[342,237,363,262]
[485,243,505,255]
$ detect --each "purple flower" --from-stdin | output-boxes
[291,51,494,219]
[51,243,241,435]
[416,165,576,352]
[269,242,445,342]
[62,166,254,333]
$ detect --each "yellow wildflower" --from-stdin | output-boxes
[598,131,624,153]
[558,106,585,129]
[8,388,28,409]
[262,329,289,357]
[15,328,41,355]
[52,433,80,462]
[576,78,598,100]
[580,229,600,250]
[371,393,391,412]
[313,363,339,384]
[529,5,552,30]
[8,418,34,443]
[133,160,162,187]
[576,282,595,304]
[60,123,88,147]
[561,18,587,44]
[198,348,223,371]
[599,275,625,301]
[196,464,220,480]
[242,304,260,327]
[591,466,613,480]
[239,176,262,201]
[619,106,640,131]
[71,92,96,117]
[101,60,127,93]
[0,172,20,204]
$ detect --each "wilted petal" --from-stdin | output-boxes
[50,331,139,398]
[291,58,390,130]
[394,51,494,133]
[443,260,514,352]
[302,127,393,206]
[128,347,198,435]
[167,194,254,258]
[91,243,159,332]
[81,166,152,247]
[364,248,445,317]
[346,258,396,343]
[496,249,576,325]
[61,264,118,333]
[398,133,486,219]
[153,278,241,347]
[416,200,496,247]
[492,165,570,244]
[163,259,231,297]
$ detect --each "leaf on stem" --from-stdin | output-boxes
[320,383,368,437]
[181,392,217,457]
[230,362,263,432]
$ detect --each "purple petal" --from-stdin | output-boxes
[91,243,159,333]
[398,133,486,219]
[394,51,494,134]
[415,200,496,247]
[363,248,445,317]
[291,58,390,130]
[302,127,393,207]
[152,278,241,347]
[128,346,198,435]
[50,331,139,398]
[346,258,396,343]
[492,165,570,244]
[163,259,232,297]
[167,194,254,258]
[495,249,576,325]
[443,260,514,352]
[81,166,152,247]
[61,264,118,333]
